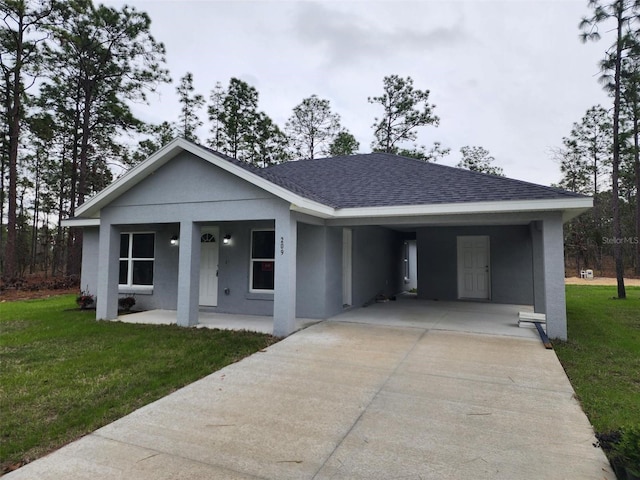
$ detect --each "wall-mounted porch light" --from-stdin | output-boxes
[223,234,231,245]
[170,235,179,246]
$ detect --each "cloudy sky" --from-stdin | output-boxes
[104,0,611,187]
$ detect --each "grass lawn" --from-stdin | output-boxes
[0,295,277,473]
[555,285,640,435]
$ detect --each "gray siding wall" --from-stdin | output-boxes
[324,227,344,316]
[215,220,275,316]
[295,224,345,319]
[296,223,326,318]
[93,151,292,315]
[84,216,345,317]
[417,225,534,305]
[111,152,271,207]
[80,227,99,296]
[351,226,403,307]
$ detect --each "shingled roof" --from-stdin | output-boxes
[66,139,590,227]
[257,152,583,209]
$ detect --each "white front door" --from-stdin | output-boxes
[457,236,490,300]
[199,227,219,306]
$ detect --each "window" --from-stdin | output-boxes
[250,229,275,292]
[119,233,154,288]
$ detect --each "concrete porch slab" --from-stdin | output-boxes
[115,309,319,335]
[115,296,540,340]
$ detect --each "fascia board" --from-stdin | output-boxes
[323,197,593,219]
[61,218,101,227]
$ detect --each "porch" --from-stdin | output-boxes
[115,295,540,340]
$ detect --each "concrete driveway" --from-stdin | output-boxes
[6,304,614,479]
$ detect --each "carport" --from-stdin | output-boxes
[338,209,565,337]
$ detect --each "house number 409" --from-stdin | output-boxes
[280,237,284,255]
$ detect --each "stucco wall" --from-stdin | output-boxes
[416,225,534,305]
[214,220,275,316]
[351,226,403,306]
[295,224,345,319]
[111,151,271,208]
[324,227,344,316]
[80,227,99,297]
[93,151,293,316]
[85,215,347,318]
[296,223,326,318]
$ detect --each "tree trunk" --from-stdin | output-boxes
[65,94,82,277]
[4,13,24,280]
[30,153,40,274]
[612,4,626,298]
[635,113,640,275]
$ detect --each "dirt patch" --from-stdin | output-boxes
[0,275,79,302]
[0,287,77,302]
[565,276,640,286]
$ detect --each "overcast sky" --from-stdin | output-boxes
[104,0,611,187]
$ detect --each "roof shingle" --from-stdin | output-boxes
[256,152,582,209]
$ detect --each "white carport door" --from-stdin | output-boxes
[457,236,490,299]
[199,227,219,306]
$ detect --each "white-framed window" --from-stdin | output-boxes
[119,233,154,288]
[250,229,275,292]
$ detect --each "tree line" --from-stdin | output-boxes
[555,0,640,297]
[0,0,514,283]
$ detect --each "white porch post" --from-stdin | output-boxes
[542,215,567,340]
[273,212,297,337]
[96,223,119,320]
[177,221,201,327]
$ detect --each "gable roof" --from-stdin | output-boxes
[63,138,591,226]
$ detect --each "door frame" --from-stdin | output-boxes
[456,235,490,300]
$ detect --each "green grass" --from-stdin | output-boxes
[2,288,638,473]
[0,295,277,471]
[555,285,640,434]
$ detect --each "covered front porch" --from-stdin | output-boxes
[114,295,541,340]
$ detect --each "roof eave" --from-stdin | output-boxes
[310,197,593,221]
[61,218,101,227]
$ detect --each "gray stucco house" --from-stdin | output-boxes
[63,138,591,339]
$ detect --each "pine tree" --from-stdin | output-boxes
[176,72,204,142]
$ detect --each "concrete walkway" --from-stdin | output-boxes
[6,304,614,479]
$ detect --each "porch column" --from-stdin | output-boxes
[96,223,119,320]
[541,215,567,340]
[177,221,201,327]
[530,221,545,313]
[273,212,297,337]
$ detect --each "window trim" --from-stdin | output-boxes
[119,232,155,291]
[249,228,275,293]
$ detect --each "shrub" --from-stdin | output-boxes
[118,296,136,312]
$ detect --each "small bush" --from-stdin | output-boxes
[118,296,136,312]
[76,292,95,309]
